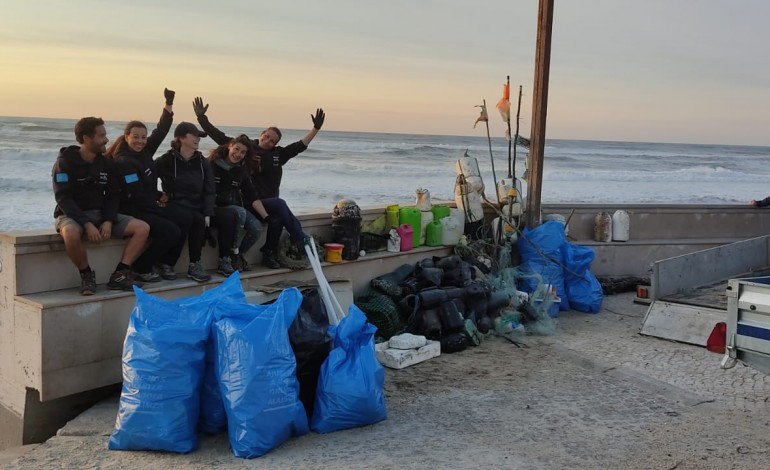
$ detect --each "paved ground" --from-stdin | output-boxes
[2,292,770,469]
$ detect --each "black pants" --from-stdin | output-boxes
[166,203,206,263]
[132,209,186,273]
[212,206,238,258]
[258,198,305,252]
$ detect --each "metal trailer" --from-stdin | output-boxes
[722,276,770,374]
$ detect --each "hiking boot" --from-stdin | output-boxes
[157,263,177,280]
[108,269,142,291]
[262,250,281,269]
[80,270,96,296]
[233,254,252,272]
[217,256,235,276]
[134,270,162,283]
[187,261,211,282]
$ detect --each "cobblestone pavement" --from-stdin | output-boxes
[2,293,770,469]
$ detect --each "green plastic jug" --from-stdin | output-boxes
[399,206,421,247]
[431,205,450,221]
[386,204,400,228]
[426,220,443,246]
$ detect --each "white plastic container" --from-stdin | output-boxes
[454,187,483,223]
[441,215,463,245]
[611,209,630,242]
[387,228,401,252]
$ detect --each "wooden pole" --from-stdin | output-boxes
[525,0,554,229]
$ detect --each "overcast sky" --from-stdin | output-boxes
[2,1,769,145]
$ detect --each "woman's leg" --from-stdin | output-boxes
[212,206,239,259]
[261,197,306,246]
[239,209,264,254]
[131,211,181,274]
[157,204,194,266]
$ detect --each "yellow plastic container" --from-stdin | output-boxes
[324,243,344,263]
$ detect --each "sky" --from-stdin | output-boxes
[1,0,769,145]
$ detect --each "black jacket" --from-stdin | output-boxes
[52,146,120,225]
[112,109,173,215]
[196,114,306,198]
[155,149,216,216]
[211,157,260,208]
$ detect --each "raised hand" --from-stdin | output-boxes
[311,108,325,130]
[164,88,175,106]
[193,97,209,117]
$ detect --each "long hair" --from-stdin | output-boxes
[207,134,254,164]
[105,120,147,157]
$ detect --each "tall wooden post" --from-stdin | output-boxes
[525,0,554,228]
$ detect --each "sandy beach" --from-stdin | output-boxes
[2,292,769,469]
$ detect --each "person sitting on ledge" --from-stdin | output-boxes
[52,117,150,295]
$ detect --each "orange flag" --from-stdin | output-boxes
[496,83,511,122]
[473,103,489,129]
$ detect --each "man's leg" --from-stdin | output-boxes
[59,223,89,270]
[119,218,150,265]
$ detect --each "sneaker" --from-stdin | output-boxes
[218,256,235,276]
[187,261,211,282]
[157,263,177,280]
[80,270,96,296]
[262,250,281,269]
[108,269,142,291]
[134,270,162,283]
[233,254,252,272]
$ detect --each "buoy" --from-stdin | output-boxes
[611,209,630,242]
[594,212,612,242]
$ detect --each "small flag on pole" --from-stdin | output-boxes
[473,103,489,129]
[496,83,511,122]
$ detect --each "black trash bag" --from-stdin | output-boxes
[487,290,512,315]
[418,308,442,340]
[398,294,420,324]
[440,332,468,353]
[418,287,449,308]
[415,266,444,290]
[438,301,465,334]
[435,255,462,271]
[416,258,435,270]
[399,276,420,297]
[289,289,333,419]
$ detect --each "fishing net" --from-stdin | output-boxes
[355,290,403,340]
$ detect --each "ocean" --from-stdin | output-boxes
[1,115,769,231]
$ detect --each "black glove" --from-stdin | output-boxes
[193,97,209,117]
[311,108,325,130]
[203,226,217,248]
[164,88,175,106]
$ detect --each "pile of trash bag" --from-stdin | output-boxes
[109,272,387,459]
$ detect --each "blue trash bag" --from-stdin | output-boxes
[213,287,309,459]
[198,275,248,435]
[311,305,387,433]
[517,221,569,310]
[109,272,245,452]
[562,243,603,313]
